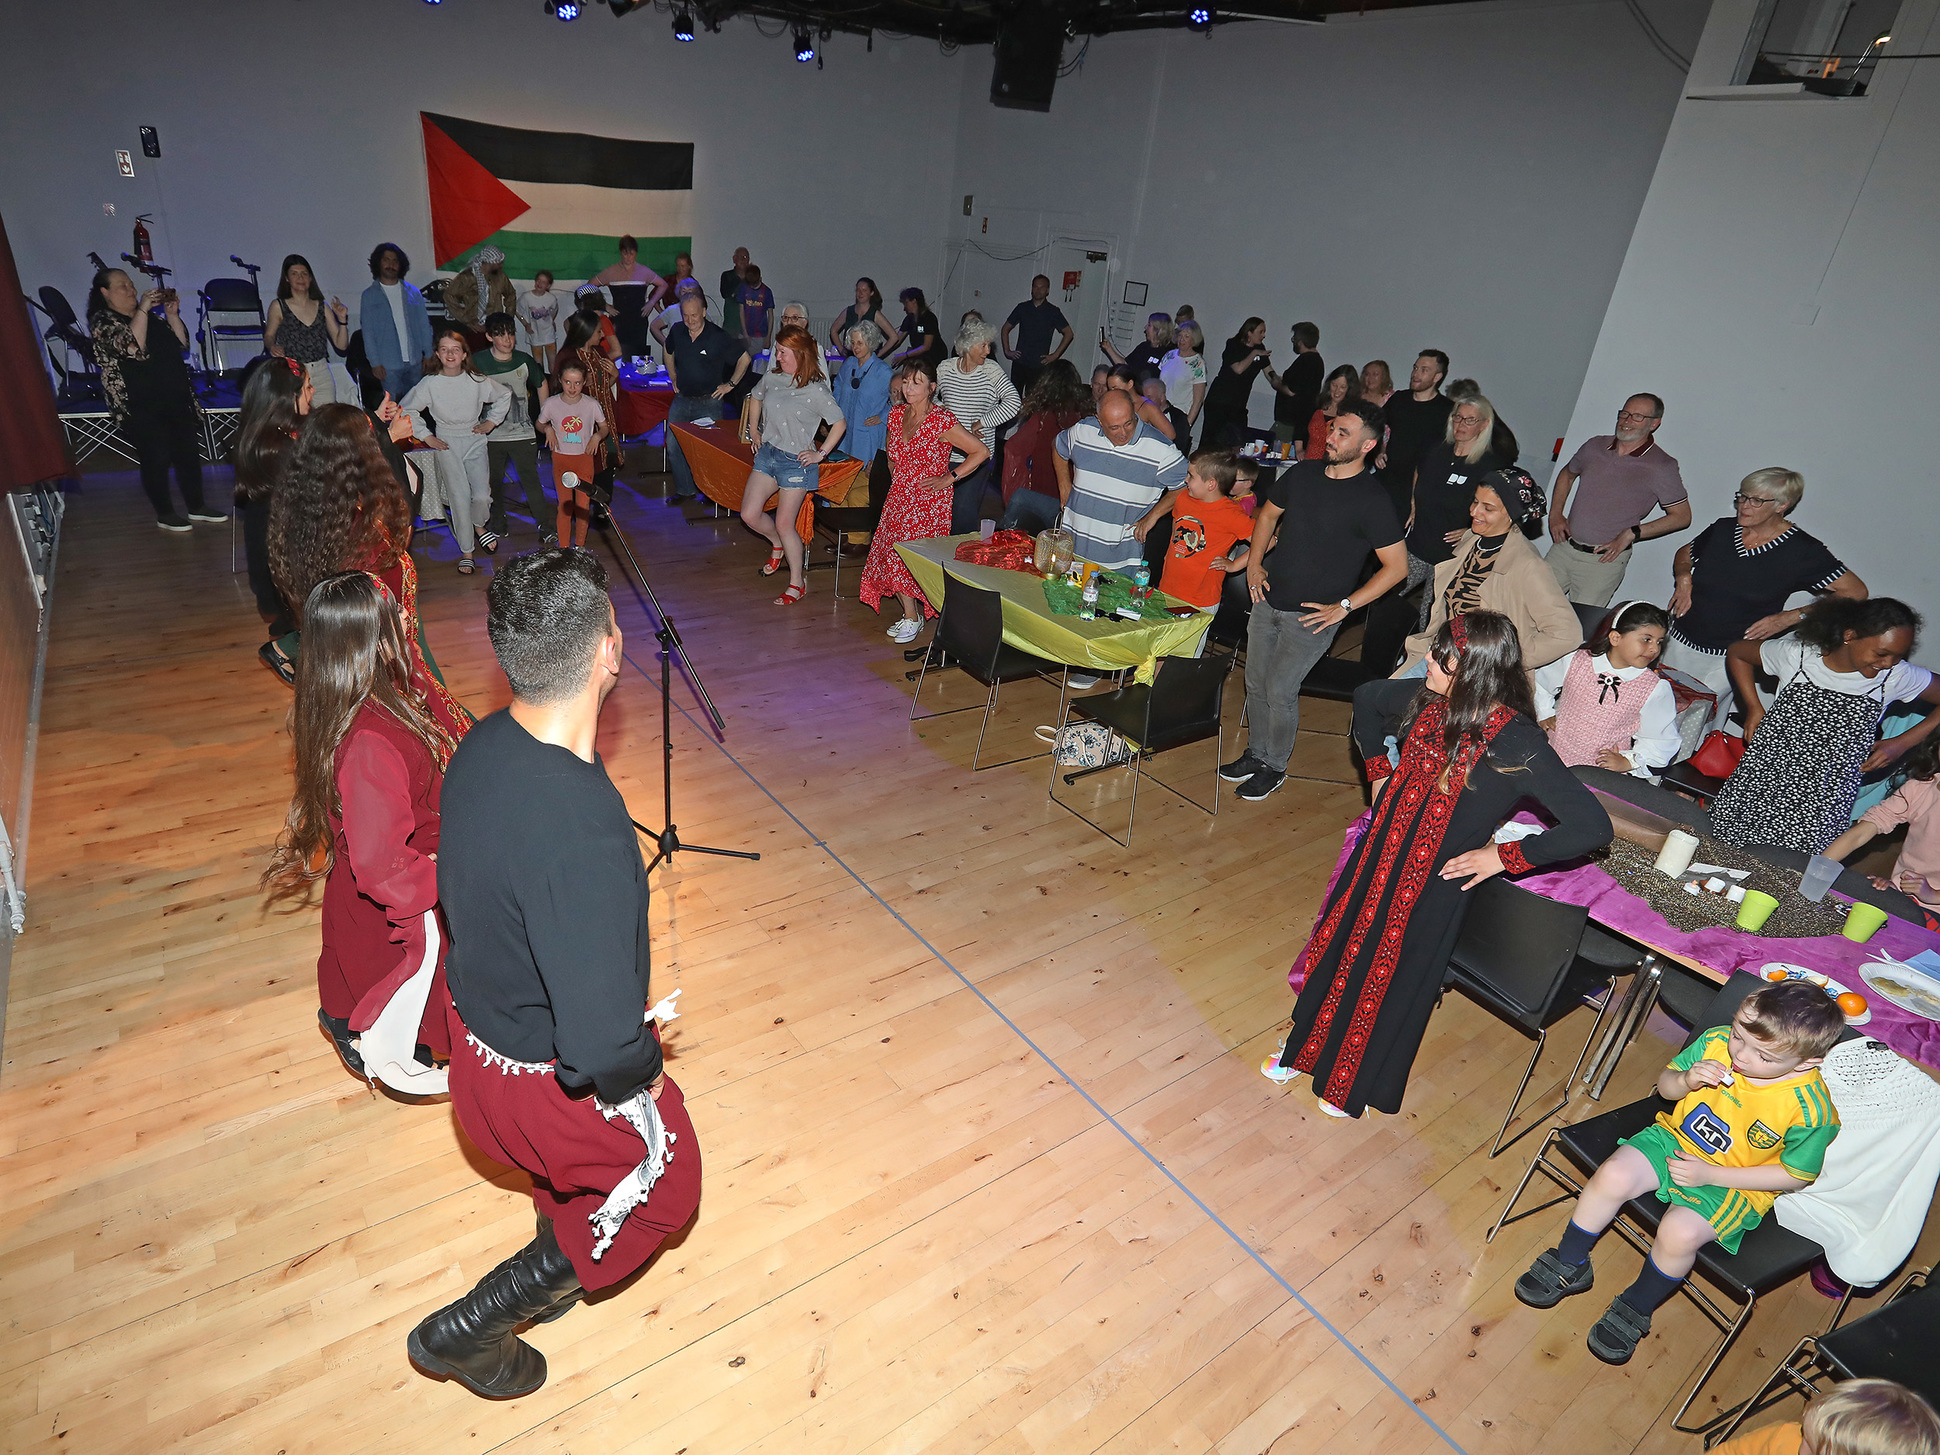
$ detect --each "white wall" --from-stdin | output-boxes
[941,0,1703,458]
[1561,0,1940,628]
[0,0,964,343]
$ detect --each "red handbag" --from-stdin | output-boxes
[1690,730,1746,779]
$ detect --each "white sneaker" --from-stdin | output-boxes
[889,617,923,643]
[1260,1053,1299,1085]
[1316,1097,1352,1119]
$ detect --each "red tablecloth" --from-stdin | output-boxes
[668,423,864,540]
[616,376,676,438]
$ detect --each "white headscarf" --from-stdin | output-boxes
[467,244,505,298]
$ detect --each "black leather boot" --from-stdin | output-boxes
[407,1224,583,1398]
[529,1213,584,1324]
[317,1009,365,1079]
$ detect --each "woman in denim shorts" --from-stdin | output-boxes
[740,324,847,605]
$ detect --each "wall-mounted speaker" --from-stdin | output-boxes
[990,13,1063,112]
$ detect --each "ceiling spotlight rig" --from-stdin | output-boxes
[1187,5,1216,33]
[672,6,695,38]
[793,22,815,60]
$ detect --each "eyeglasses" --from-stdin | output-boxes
[1616,410,1660,423]
[1733,493,1781,507]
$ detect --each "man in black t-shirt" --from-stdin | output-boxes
[1267,321,1323,448]
[1377,349,1454,518]
[1001,274,1073,394]
[664,290,752,502]
[412,550,702,1399]
[1221,401,1408,801]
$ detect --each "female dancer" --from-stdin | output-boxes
[399,326,509,572]
[856,358,989,644]
[1266,611,1612,1118]
[265,571,459,1092]
[235,358,311,678]
[555,310,624,513]
[740,324,846,606]
[1713,597,1940,854]
[271,403,473,747]
[263,254,350,402]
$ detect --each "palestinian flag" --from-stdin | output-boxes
[421,112,693,280]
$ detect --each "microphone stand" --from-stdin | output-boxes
[596,506,760,875]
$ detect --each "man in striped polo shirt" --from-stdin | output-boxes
[1052,391,1187,573]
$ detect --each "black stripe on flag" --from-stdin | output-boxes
[422,112,693,191]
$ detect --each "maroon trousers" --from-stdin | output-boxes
[447,1003,703,1290]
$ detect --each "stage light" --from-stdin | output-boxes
[606,0,644,13]
[793,24,815,61]
[423,0,441,6]
[556,0,580,18]
[672,6,694,39]
[1187,5,1214,31]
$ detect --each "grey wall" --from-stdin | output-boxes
[1561,0,1940,631]
[941,0,1703,459]
[0,0,965,342]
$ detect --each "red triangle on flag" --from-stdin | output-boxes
[422,117,530,267]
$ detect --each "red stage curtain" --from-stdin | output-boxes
[0,211,76,489]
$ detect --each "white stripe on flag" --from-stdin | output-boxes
[502,180,695,237]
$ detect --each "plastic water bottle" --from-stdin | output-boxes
[1130,561,1151,598]
[1080,580,1098,620]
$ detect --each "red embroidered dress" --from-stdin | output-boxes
[858,402,959,617]
[1281,678,1612,1116]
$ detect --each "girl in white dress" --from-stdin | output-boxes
[400,327,510,573]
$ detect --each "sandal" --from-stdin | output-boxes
[474,530,499,555]
[774,582,807,606]
[759,546,786,576]
[457,557,476,575]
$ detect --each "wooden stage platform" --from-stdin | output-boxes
[4,457,1931,1454]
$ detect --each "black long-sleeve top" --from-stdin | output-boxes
[1350,677,1613,872]
[438,709,660,1103]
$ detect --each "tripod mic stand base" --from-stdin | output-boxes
[634,820,762,874]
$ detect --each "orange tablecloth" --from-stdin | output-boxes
[669,423,864,539]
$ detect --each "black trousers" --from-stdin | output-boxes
[126,405,206,517]
[239,495,295,635]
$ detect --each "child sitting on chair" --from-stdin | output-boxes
[1533,600,1679,778]
[1711,1377,1940,1455]
[1515,980,1844,1365]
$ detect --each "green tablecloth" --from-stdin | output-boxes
[895,535,1213,680]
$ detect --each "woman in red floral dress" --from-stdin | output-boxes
[858,358,989,644]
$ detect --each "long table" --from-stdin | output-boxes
[668,423,865,541]
[894,535,1213,679]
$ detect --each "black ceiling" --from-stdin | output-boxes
[621,0,1475,47]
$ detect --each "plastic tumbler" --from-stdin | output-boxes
[1735,890,1779,932]
[1798,854,1842,902]
[1842,902,1889,943]
[980,519,996,541]
[1654,829,1700,878]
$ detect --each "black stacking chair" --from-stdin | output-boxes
[32,286,97,392]
[809,450,891,600]
[1574,601,1611,643]
[1488,972,1838,1434]
[909,573,1065,771]
[1705,1269,1938,1448]
[1444,878,1644,1157]
[1046,653,1232,847]
[196,275,266,374]
[1662,759,1730,807]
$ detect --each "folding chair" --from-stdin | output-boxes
[1443,878,1642,1156]
[1046,652,1232,847]
[1487,972,1833,1434]
[1705,1268,1936,1447]
[909,573,1065,771]
[197,276,266,374]
[30,286,98,395]
[808,451,890,600]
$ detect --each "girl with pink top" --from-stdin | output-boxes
[1533,601,1679,778]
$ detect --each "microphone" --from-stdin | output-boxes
[231,254,245,267]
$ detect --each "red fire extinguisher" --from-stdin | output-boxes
[133,214,154,267]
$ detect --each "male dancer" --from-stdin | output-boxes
[409,548,702,1398]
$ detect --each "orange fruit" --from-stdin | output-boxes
[1765,968,1788,981]
[1836,992,1868,1018]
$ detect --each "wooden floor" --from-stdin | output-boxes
[5,456,1932,1454]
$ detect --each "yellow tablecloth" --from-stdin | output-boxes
[896,535,1213,681]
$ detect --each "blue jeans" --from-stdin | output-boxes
[665,394,719,498]
[998,489,1060,534]
[381,361,422,404]
[950,462,995,535]
[751,442,819,491]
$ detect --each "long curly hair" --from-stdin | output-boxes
[263,572,448,901]
[1020,358,1094,421]
[270,404,408,623]
[233,357,306,506]
[1798,596,1922,654]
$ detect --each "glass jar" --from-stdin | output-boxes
[1035,527,1076,577]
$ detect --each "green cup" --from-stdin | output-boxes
[1842,902,1890,943]
[1735,890,1779,932]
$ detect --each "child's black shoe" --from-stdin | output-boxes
[1587,1295,1653,1364]
[1514,1249,1594,1309]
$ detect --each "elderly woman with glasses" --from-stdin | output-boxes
[934,317,1021,533]
[1665,466,1867,726]
[832,319,893,466]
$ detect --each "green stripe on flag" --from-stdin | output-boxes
[449,232,691,282]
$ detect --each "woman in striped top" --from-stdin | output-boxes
[935,318,1021,534]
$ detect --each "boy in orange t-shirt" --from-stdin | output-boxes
[1152,449,1256,609]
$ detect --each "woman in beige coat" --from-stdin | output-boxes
[1398,467,1582,677]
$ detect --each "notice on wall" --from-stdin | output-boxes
[115,150,134,178]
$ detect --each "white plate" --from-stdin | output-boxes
[1758,963,1869,1024]
[1858,962,1940,1022]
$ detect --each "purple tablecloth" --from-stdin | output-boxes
[1301,809,1940,1071]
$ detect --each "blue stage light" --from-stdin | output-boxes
[556,0,579,17]
[1187,5,1214,28]
[794,25,815,61]
[672,7,695,40]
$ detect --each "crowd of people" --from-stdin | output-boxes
[76,233,1940,1424]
